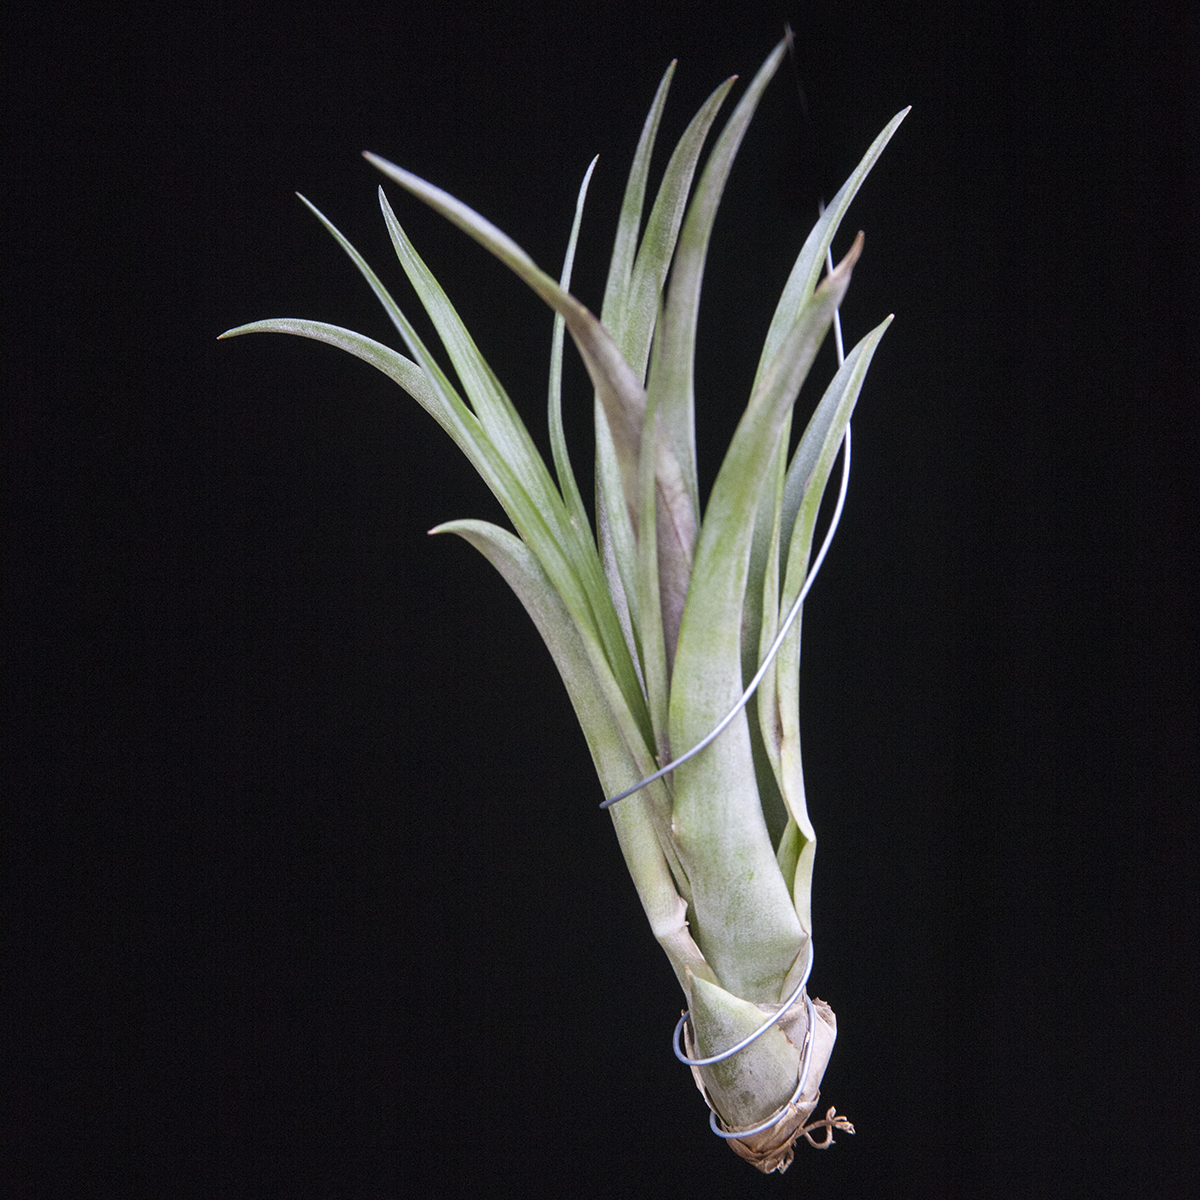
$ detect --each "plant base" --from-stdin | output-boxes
[685,995,851,1173]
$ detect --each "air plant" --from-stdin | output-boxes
[223,37,905,1173]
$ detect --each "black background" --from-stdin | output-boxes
[5,1,1197,1196]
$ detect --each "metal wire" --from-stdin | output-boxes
[665,242,846,1142]
[708,993,817,1140]
[601,239,849,812]
[671,939,819,1141]
[672,939,814,1066]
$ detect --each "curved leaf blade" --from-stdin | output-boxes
[665,239,862,999]
[364,151,649,533]
[755,107,908,382]
[433,517,706,983]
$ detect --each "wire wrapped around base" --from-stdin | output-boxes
[682,994,848,1174]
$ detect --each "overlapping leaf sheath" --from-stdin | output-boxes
[223,37,905,1171]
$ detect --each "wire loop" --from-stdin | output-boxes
[601,250,852,812]
[672,940,813,1067]
[708,993,817,1140]
[600,422,850,810]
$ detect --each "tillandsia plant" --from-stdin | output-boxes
[223,38,905,1174]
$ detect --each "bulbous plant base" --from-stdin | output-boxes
[685,995,853,1174]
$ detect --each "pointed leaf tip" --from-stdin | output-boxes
[818,230,865,296]
[839,230,865,272]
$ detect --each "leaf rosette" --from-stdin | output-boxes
[223,38,905,1173]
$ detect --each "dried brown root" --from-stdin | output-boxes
[722,1103,855,1173]
[801,1106,856,1149]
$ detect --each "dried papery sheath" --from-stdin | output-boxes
[222,38,905,1172]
